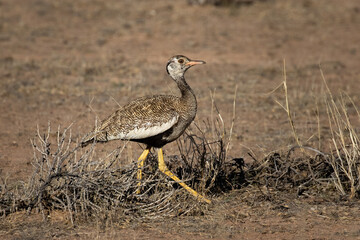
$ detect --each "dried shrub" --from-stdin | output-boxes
[245,148,333,197]
[0,116,244,223]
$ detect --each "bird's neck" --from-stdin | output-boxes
[176,76,196,102]
[174,75,197,124]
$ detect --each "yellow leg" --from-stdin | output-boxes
[137,148,150,194]
[157,148,211,204]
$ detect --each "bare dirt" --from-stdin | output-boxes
[1,0,360,239]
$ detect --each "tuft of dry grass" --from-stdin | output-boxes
[321,69,360,199]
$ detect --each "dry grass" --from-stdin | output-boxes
[321,69,360,199]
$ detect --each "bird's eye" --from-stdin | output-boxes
[178,59,184,64]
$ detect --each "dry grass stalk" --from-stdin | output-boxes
[273,59,303,151]
[279,59,303,148]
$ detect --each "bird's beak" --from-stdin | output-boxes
[185,60,206,66]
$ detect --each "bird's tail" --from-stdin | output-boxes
[81,131,96,147]
[81,130,108,147]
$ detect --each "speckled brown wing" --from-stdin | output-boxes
[81,95,179,146]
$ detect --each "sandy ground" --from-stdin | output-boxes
[1,0,360,239]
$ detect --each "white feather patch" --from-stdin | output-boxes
[108,116,178,140]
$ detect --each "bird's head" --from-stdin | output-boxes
[166,55,206,80]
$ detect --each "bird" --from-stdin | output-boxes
[81,55,211,204]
